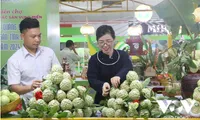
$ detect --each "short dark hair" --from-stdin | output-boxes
[96,25,115,41]
[19,17,40,33]
[66,40,74,47]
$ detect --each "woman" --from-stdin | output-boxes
[87,25,133,104]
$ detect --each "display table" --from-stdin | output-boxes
[1,118,200,120]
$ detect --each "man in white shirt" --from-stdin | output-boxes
[60,40,80,74]
[7,17,60,100]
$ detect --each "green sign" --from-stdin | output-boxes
[1,0,47,69]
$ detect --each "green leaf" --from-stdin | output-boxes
[187,58,197,69]
[57,112,68,118]
[141,36,148,50]
[28,109,41,118]
[143,77,151,88]
[167,57,180,67]
[153,0,198,38]
[21,98,27,111]
[47,107,58,117]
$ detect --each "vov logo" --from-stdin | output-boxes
[156,99,196,113]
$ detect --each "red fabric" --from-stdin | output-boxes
[14,103,22,111]
[133,100,139,103]
[35,91,43,100]
[60,24,72,27]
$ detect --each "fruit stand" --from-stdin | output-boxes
[1,64,200,119]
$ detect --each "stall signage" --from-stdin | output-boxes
[128,21,168,35]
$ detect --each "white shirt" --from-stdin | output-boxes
[60,48,80,73]
[7,46,60,99]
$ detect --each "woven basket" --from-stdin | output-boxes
[1,98,21,114]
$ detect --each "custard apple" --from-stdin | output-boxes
[116,89,128,99]
[48,100,60,112]
[130,80,143,91]
[120,80,130,92]
[109,88,119,98]
[26,107,31,113]
[106,108,115,117]
[151,106,162,118]
[140,109,150,118]
[41,80,52,91]
[101,107,108,117]
[127,109,138,117]
[33,88,41,96]
[113,101,122,110]
[126,71,139,82]
[140,99,152,109]
[115,98,124,105]
[44,74,52,81]
[190,101,200,117]
[73,109,84,117]
[51,64,63,73]
[60,99,73,110]
[63,72,71,80]
[107,98,115,108]
[36,99,47,110]
[128,102,139,111]
[56,90,66,102]
[53,112,58,118]
[67,88,79,101]
[83,107,93,117]
[142,88,153,99]
[129,89,140,100]
[197,80,200,87]
[72,97,84,109]
[28,97,37,109]
[84,95,94,107]
[60,79,72,91]
[63,110,72,117]
[51,72,63,84]
[77,86,87,96]
[193,92,200,102]
[115,109,126,117]
[43,89,54,102]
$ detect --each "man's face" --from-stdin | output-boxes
[98,34,114,55]
[21,28,41,51]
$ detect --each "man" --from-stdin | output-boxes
[7,17,60,100]
[60,40,80,74]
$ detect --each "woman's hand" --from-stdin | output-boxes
[110,76,120,88]
[102,82,110,97]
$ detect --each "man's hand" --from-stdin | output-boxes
[31,80,42,90]
[102,82,110,97]
[110,76,120,88]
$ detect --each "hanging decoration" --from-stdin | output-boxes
[135,5,153,22]
[193,7,200,22]
[80,24,95,35]
[127,25,143,36]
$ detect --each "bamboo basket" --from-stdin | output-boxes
[1,98,21,114]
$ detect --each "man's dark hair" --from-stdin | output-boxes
[96,25,115,41]
[19,17,40,33]
[66,40,74,48]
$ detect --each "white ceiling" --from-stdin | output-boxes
[59,0,164,36]
[60,0,164,23]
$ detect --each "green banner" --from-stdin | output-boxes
[1,0,47,69]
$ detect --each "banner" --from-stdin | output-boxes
[0,0,61,89]
[1,0,47,69]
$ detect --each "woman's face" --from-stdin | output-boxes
[98,34,114,55]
